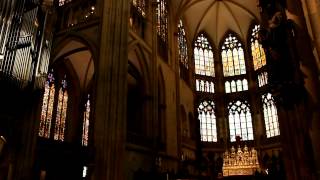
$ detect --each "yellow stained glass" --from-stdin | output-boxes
[251,25,266,70]
[222,34,246,77]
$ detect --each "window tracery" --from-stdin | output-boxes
[251,25,266,71]
[198,100,217,142]
[262,93,280,138]
[194,33,215,77]
[221,34,246,77]
[228,100,254,142]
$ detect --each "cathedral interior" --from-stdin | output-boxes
[0,0,320,179]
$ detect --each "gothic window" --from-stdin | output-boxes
[221,34,246,77]
[198,100,217,142]
[39,71,55,138]
[262,93,280,138]
[251,25,266,71]
[39,72,69,142]
[54,77,68,141]
[228,100,253,142]
[194,33,215,76]
[156,0,168,42]
[132,0,146,16]
[178,19,188,69]
[82,95,91,146]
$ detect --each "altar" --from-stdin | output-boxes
[222,145,260,177]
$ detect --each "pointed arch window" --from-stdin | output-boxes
[228,100,253,142]
[39,71,55,138]
[54,77,68,141]
[262,93,280,138]
[221,34,246,77]
[178,19,188,69]
[156,0,168,42]
[198,100,217,142]
[39,72,69,142]
[250,25,266,71]
[194,33,215,76]
[82,95,91,146]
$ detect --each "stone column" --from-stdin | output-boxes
[92,0,128,179]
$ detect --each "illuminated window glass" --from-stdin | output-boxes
[39,71,55,138]
[228,100,253,142]
[221,34,246,77]
[225,79,248,93]
[198,100,217,142]
[196,79,214,93]
[54,77,68,141]
[132,0,146,16]
[258,71,268,87]
[156,0,168,42]
[194,33,215,76]
[178,19,188,69]
[82,95,91,146]
[262,93,280,138]
[251,25,266,70]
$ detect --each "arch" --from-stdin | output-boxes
[197,99,218,142]
[247,23,267,71]
[51,33,98,66]
[51,35,95,94]
[227,100,253,142]
[219,31,247,77]
[193,32,216,77]
[128,43,151,95]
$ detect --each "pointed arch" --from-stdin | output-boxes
[228,100,253,142]
[193,32,215,77]
[197,99,217,142]
[220,31,246,77]
[249,24,266,70]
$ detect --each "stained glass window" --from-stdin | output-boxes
[198,100,217,142]
[228,100,253,142]
[82,95,91,146]
[251,25,266,70]
[262,93,280,138]
[39,71,55,138]
[194,33,215,76]
[178,19,188,69]
[221,34,246,77]
[156,0,168,42]
[54,77,68,141]
[225,79,248,93]
[132,0,146,16]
